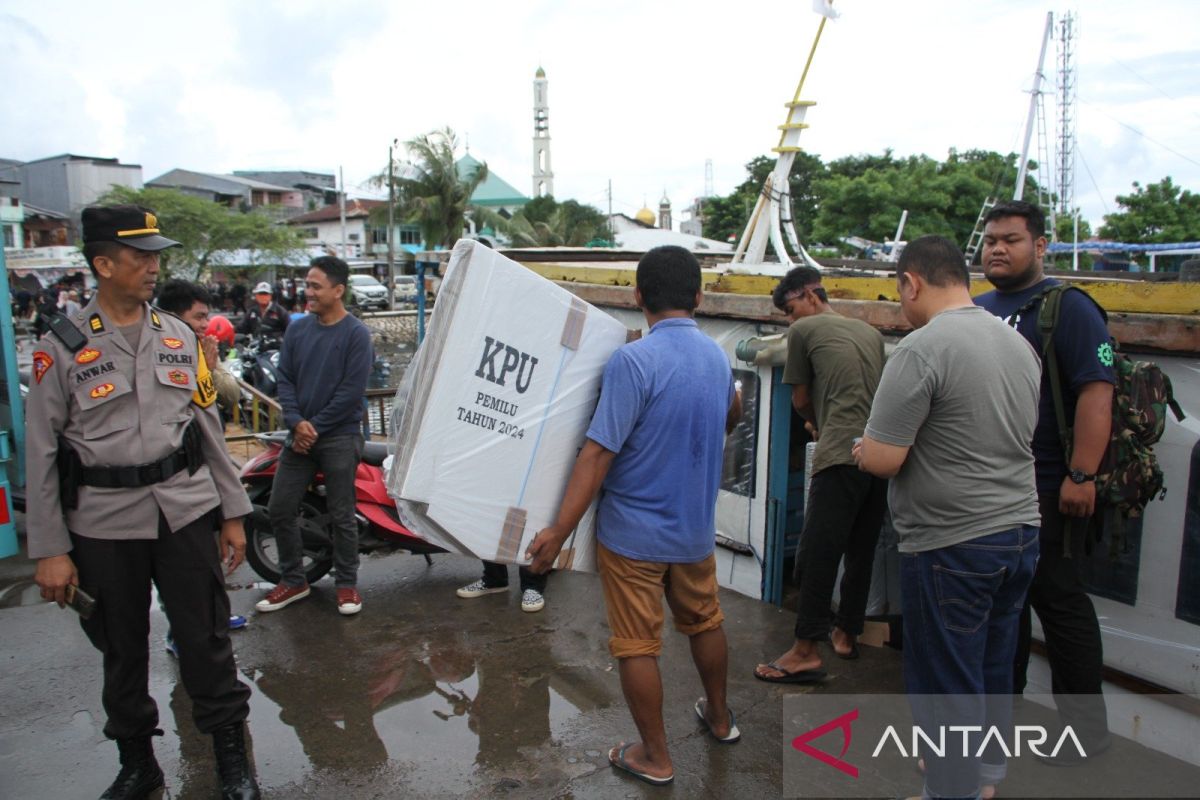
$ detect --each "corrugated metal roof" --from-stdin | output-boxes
[148,168,294,195]
[286,199,385,224]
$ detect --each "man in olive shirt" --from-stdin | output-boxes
[756,266,887,683]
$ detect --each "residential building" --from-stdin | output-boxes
[0,154,143,240]
[680,198,706,237]
[147,169,305,219]
[285,199,422,258]
[233,170,338,211]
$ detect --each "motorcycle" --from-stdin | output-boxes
[230,334,283,398]
[239,432,444,584]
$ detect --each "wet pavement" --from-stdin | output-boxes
[3,518,1200,798]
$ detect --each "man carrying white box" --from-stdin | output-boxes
[526,246,742,788]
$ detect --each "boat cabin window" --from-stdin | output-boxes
[721,369,759,498]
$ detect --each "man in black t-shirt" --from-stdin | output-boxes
[975,200,1115,762]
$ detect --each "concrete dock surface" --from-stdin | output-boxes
[2,530,1198,799]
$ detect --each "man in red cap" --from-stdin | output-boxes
[27,205,261,799]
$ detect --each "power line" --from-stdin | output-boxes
[1079,97,1200,170]
[1076,148,1110,218]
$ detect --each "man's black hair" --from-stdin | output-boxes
[82,241,123,277]
[636,246,701,313]
[896,236,970,288]
[155,279,212,315]
[771,265,828,310]
[984,200,1046,239]
[310,255,350,288]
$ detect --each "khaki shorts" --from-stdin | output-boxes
[597,541,725,659]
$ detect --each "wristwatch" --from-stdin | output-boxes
[1068,468,1095,484]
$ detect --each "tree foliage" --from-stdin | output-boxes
[478,195,609,247]
[699,148,1050,256]
[372,127,488,250]
[99,185,305,281]
[1098,177,1200,243]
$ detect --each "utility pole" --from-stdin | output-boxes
[387,140,396,308]
[607,179,614,246]
[338,165,347,259]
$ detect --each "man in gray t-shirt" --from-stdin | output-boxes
[855,236,1040,800]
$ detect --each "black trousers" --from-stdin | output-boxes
[71,511,251,740]
[1013,493,1110,745]
[793,465,888,641]
[482,561,548,593]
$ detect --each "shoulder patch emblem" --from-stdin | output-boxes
[1097,342,1115,367]
[75,348,102,364]
[33,351,53,384]
[162,337,184,350]
[168,369,189,386]
[90,383,116,399]
[88,314,105,333]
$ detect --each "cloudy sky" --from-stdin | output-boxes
[3,0,1198,234]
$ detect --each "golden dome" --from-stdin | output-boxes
[635,207,656,226]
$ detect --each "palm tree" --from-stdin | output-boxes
[372,127,487,249]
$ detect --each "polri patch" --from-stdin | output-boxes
[90,383,116,399]
[33,351,53,384]
[168,369,189,386]
[162,337,184,350]
[75,348,102,364]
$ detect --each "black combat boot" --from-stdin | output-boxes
[99,736,165,800]
[211,722,260,800]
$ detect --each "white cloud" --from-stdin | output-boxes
[1,0,1197,235]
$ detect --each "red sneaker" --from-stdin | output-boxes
[255,583,310,612]
[337,587,363,616]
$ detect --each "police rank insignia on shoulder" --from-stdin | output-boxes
[33,351,53,384]
[192,344,216,408]
[88,314,105,333]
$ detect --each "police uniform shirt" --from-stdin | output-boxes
[25,296,253,558]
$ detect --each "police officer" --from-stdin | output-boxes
[28,205,260,800]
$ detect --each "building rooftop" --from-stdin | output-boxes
[286,198,385,224]
[456,154,529,207]
[148,169,295,196]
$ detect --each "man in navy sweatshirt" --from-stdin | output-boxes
[257,256,374,616]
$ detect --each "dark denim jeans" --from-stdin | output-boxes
[269,433,364,588]
[901,526,1039,799]
[793,465,888,641]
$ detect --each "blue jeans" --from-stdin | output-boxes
[269,433,364,588]
[901,526,1039,800]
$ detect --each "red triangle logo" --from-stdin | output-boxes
[791,708,859,778]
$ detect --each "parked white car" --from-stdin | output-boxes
[348,274,389,310]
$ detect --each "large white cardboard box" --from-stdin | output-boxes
[388,240,629,572]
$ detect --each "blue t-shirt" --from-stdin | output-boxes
[975,278,1115,493]
[586,318,734,563]
[277,313,374,438]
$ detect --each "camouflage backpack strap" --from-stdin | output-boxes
[1035,285,1072,456]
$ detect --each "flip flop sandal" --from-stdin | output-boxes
[694,698,741,743]
[609,743,674,786]
[753,661,828,684]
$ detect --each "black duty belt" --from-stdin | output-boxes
[79,447,191,489]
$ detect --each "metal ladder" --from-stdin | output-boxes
[963,197,997,266]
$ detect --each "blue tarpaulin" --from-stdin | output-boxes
[1047,241,1200,254]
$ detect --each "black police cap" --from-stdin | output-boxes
[82,205,180,251]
